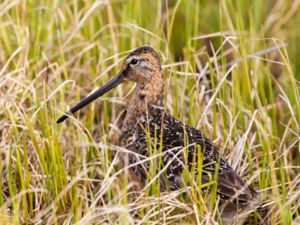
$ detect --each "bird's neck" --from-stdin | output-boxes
[121,79,165,132]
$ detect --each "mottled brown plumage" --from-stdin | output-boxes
[57,46,257,221]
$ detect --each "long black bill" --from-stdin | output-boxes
[57,73,124,124]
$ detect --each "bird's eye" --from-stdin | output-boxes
[130,59,139,66]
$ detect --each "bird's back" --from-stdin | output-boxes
[118,106,257,205]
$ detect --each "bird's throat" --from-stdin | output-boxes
[121,80,164,132]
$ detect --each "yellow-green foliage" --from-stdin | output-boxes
[0,1,299,224]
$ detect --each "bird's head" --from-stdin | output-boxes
[120,46,162,84]
[57,46,163,123]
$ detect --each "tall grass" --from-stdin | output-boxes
[0,0,299,224]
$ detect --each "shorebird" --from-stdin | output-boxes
[57,46,257,221]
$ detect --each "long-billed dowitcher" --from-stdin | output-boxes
[57,46,257,221]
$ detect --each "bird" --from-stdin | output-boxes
[57,46,257,223]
